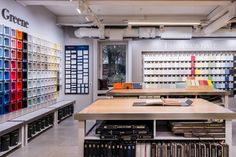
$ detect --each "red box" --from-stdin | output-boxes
[17,82,22,91]
[11,71,16,80]
[17,61,22,70]
[16,91,22,100]
[17,71,22,80]
[17,101,22,110]
[11,49,16,59]
[17,40,22,50]
[17,51,22,60]
[191,62,195,68]
[11,92,17,102]
[191,69,195,75]
[191,55,196,61]
[16,30,22,40]
[10,102,18,112]
[11,60,17,69]
[11,81,16,91]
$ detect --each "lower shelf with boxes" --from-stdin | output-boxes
[84,120,229,157]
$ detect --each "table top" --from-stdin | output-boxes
[74,98,236,120]
[106,88,229,96]
[47,100,75,109]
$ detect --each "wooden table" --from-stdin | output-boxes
[74,98,236,157]
[107,88,230,107]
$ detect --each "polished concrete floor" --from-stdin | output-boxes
[7,117,236,157]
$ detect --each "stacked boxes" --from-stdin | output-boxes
[0,24,61,115]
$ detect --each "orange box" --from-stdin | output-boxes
[16,30,23,40]
[113,83,123,89]
[122,83,133,89]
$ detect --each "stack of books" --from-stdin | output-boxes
[95,120,153,140]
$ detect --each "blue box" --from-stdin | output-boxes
[4,26,11,36]
[0,105,3,115]
[3,104,10,114]
[4,60,10,69]
[0,59,3,69]
[4,48,10,58]
[0,82,3,93]
[0,35,3,46]
[4,81,10,91]
[4,36,10,47]
[4,71,10,81]
[0,47,3,58]
[11,29,16,38]
[0,95,3,105]
[4,93,10,104]
[133,82,142,89]
[0,70,3,81]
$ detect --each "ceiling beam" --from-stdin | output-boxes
[16,0,231,6]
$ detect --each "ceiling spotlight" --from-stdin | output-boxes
[85,16,90,22]
[76,8,82,14]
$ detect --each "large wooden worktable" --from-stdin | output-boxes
[106,88,230,107]
[74,98,236,157]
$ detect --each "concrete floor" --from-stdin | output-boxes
[7,117,236,157]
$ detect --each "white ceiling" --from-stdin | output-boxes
[16,0,234,27]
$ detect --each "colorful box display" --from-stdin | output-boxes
[0,24,61,115]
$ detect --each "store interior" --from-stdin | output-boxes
[1,0,236,157]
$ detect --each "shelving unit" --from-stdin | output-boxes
[142,52,235,94]
[0,24,62,115]
[75,98,236,157]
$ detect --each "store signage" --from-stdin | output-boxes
[1,8,29,28]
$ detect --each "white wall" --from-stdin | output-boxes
[0,0,64,122]
[63,27,94,112]
[131,38,236,82]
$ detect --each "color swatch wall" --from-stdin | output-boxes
[143,51,235,94]
[0,24,61,115]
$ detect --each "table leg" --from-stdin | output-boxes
[225,120,232,157]
[78,120,85,157]
[224,95,229,108]
[25,124,28,146]
[19,125,25,147]
[54,111,58,127]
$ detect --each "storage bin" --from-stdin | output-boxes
[17,71,22,80]
[11,49,16,59]
[32,80,37,88]
[11,29,16,38]
[9,130,19,146]
[0,105,2,115]
[4,48,10,58]
[28,71,32,79]
[4,36,10,47]
[0,82,3,93]
[17,50,22,60]
[22,99,27,108]
[0,46,3,57]
[17,40,22,50]
[27,98,33,106]
[22,61,27,70]
[1,134,10,151]
[23,32,28,41]
[23,52,27,60]
[23,90,27,98]
[16,30,22,40]
[4,60,10,69]
[11,60,16,69]
[3,103,10,113]
[22,71,27,80]
[17,101,22,109]
[28,80,32,89]
[28,43,32,52]
[17,81,22,91]
[10,102,18,112]
[11,92,16,102]
[0,94,3,105]
[0,70,3,81]
[37,88,41,95]
[4,26,11,36]
[11,71,16,80]
[32,97,37,105]
[37,80,41,87]
[0,35,3,46]
[0,59,3,69]
[4,81,10,91]
[37,96,41,104]
[11,81,16,91]
[4,71,10,80]
[17,61,22,69]
[11,38,16,48]
[23,42,28,51]
[16,91,22,100]
[33,88,37,97]
[4,93,10,104]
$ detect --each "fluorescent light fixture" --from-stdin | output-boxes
[77,8,82,14]
[128,21,201,26]
[85,16,90,22]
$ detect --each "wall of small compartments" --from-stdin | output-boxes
[0,24,61,115]
[143,52,235,94]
